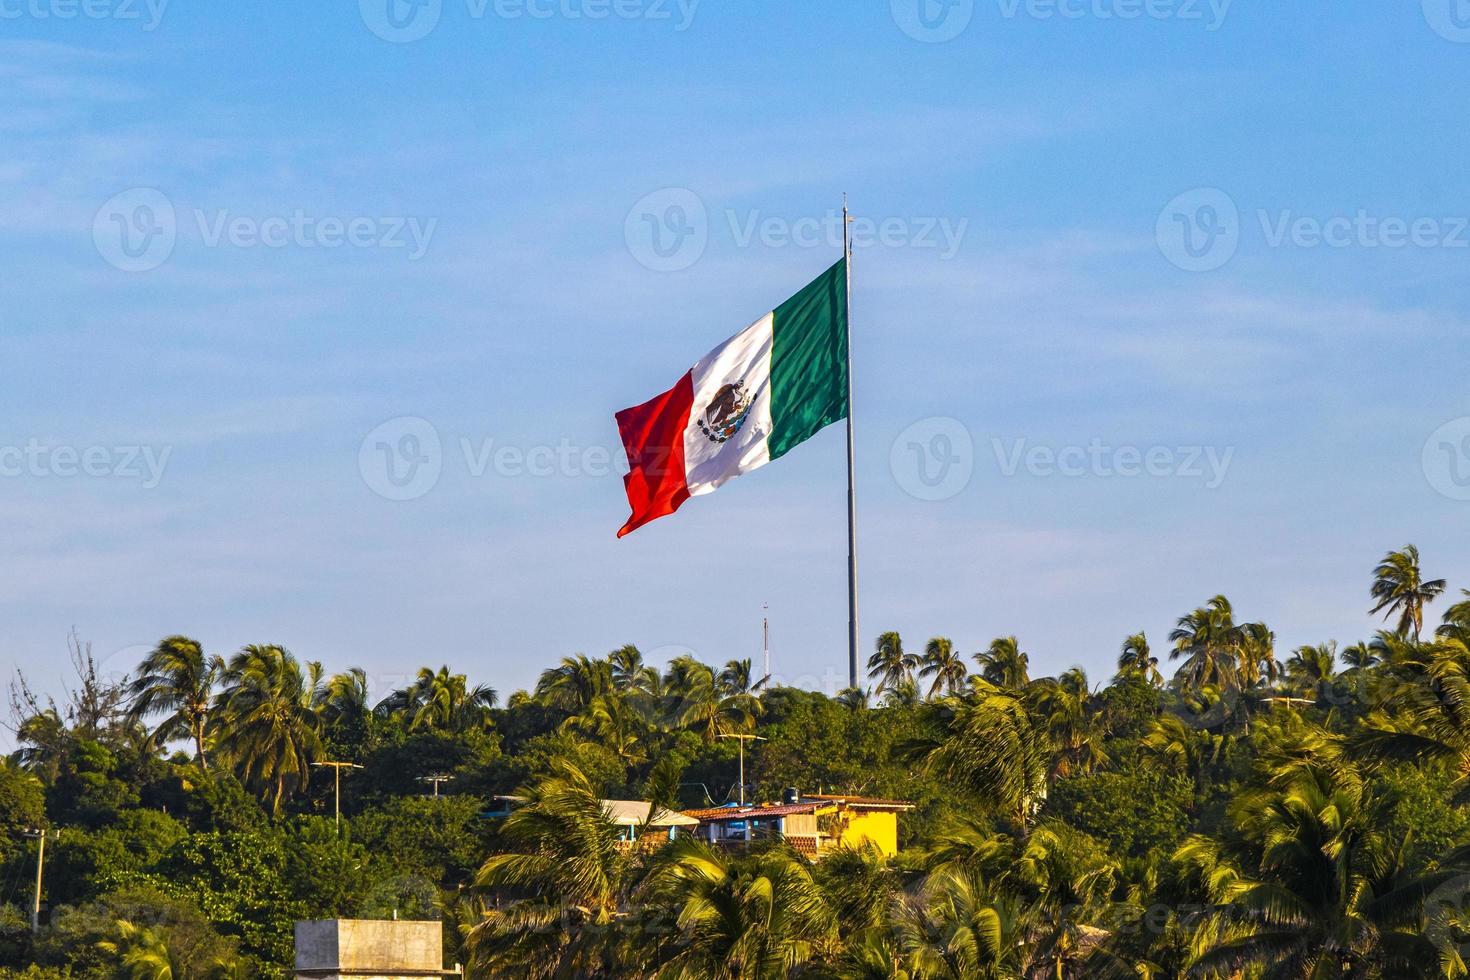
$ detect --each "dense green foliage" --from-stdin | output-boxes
[7,547,1470,977]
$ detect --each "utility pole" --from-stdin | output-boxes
[717,733,766,806]
[313,761,363,828]
[23,829,50,934]
[419,773,454,798]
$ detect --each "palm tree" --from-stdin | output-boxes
[211,644,324,815]
[1140,713,1226,795]
[386,666,496,735]
[1370,544,1446,641]
[1283,643,1337,705]
[889,865,1028,979]
[562,692,649,764]
[126,636,221,771]
[1169,596,1244,695]
[1031,668,1108,780]
[919,637,967,699]
[662,655,759,740]
[866,631,917,694]
[317,667,373,752]
[719,658,762,697]
[1178,753,1463,978]
[535,654,613,716]
[470,761,629,977]
[1115,631,1162,687]
[638,838,838,979]
[1352,640,1470,803]
[974,636,1030,690]
[917,681,1050,833]
[609,644,657,694]
[97,920,178,980]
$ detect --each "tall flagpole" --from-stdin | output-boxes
[843,196,860,691]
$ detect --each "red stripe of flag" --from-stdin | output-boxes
[614,372,694,538]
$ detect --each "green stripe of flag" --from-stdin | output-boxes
[768,258,849,460]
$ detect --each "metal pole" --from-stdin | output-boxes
[738,740,745,806]
[30,830,46,934]
[334,766,342,827]
[843,196,860,691]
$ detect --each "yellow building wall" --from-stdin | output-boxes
[836,811,899,856]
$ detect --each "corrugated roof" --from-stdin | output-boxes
[601,800,701,827]
[803,794,915,810]
[681,802,832,822]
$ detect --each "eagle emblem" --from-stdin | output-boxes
[698,380,753,444]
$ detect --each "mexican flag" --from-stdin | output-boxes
[615,258,849,537]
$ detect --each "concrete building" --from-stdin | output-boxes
[295,920,461,980]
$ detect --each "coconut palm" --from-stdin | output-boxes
[469,761,629,977]
[1115,632,1162,687]
[609,644,657,694]
[384,666,496,735]
[866,631,917,694]
[1370,544,1446,641]
[919,637,967,699]
[889,865,1028,980]
[974,636,1031,690]
[1178,753,1463,979]
[638,838,838,979]
[1283,643,1337,705]
[97,920,178,980]
[1031,668,1108,780]
[662,655,760,740]
[318,667,370,724]
[1351,640,1470,803]
[917,681,1050,833]
[1169,596,1245,695]
[534,654,613,716]
[1140,713,1226,795]
[211,644,324,815]
[562,691,649,764]
[126,636,221,771]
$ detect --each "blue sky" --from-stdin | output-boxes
[4,1,1470,722]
